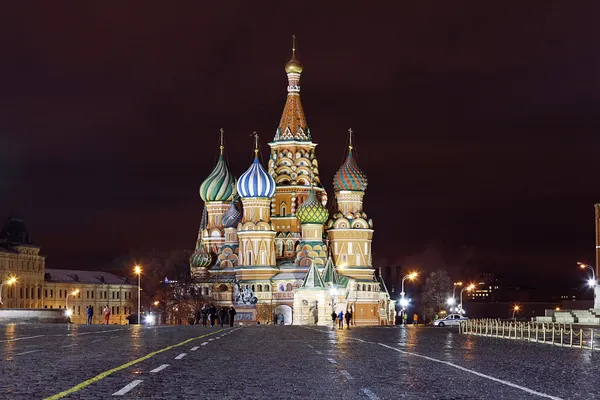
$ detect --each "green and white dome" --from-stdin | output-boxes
[200,154,236,202]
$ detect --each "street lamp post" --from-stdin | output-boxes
[400,272,418,310]
[459,284,475,314]
[0,276,17,306]
[65,289,79,312]
[134,265,142,324]
[512,305,520,321]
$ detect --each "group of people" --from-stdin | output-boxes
[196,304,237,327]
[273,312,285,325]
[85,305,112,325]
[331,310,353,329]
[400,312,425,325]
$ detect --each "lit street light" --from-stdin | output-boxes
[134,265,142,324]
[65,289,79,313]
[512,305,520,321]
[448,282,463,311]
[400,272,418,311]
[459,284,475,314]
[0,276,17,306]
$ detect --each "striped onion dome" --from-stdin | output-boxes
[297,190,328,224]
[222,199,242,228]
[237,157,276,198]
[190,245,212,269]
[199,154,236,202]
[333,149,368,192]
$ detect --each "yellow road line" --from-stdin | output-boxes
[45,329,224,400]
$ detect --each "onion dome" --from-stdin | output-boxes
[297,190,328,224]
[222,199,242,228]
[333,131,368,192]
[199,130,236,202]
[285,35,303,74]
[237,136,276,198]
[190,245,212,269]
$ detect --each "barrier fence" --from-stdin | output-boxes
[459,319,599,350]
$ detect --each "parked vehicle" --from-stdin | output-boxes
[434,313,468,327]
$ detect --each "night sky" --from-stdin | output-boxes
[0,3,598,286]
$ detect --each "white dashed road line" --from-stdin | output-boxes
[201,342,209,346]
[340,370,354,380]
[1,335,45,342]
[175,353,187,360]
[113,380,143,396]
[315,350,323,355]
[13,349,42,356]
[360,388,380,399]
[150,364,170,373]
[327,358,337,364]
[378,343,563,400]
[190,346,200,351]
[208,339,214,341]
[307,344,314,348]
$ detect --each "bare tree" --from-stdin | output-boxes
[421,269,452,319]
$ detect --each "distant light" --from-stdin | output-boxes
[134,265,142,275]
[588,279,597,288]
[65,309,73,316]
[144,314,155,325]
[446,297,455,305]
[555,307,560,311]
[399,298,408,307]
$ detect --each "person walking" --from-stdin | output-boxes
[279,313,284,325]
[344,310,351,329]
[103,305,111,325]
[413,313,418,326]
[331,310,337,328]
[273,313,278,325]
[219,307,226,328]
[402,312,407,325]
[86,305,93,325]
[228,306,236,327]
[209,304,216,327]
[201,305,208,327]
[338,311,344,329]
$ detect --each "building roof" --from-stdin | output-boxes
[237,154,276,199]
[300,263,325,289]
[271,272,307,281]
[44,269,133,285]
[0,217,35,249]
[321,257,340,285]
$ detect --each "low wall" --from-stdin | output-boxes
[0,309,68,324]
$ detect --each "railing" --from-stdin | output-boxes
[460,319,598,350]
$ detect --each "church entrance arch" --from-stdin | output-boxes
[274,305,293,325]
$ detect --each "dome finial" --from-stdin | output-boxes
[219,128,225,155]
[292,34,297,59]
[253,132,259,157]
[348,128,354,151]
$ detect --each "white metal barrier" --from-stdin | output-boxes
[459,319,596,350]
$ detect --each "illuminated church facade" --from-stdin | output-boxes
[190,40,394,326]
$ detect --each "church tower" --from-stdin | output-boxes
[326,130,374,280]
[236,135,277,269]
[295,188,329,266]
[268,36,327,260]
[199,130,236,254]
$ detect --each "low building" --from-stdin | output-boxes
[0,217,136,324]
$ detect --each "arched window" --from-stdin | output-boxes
[257,284,262,292]
[218,284,228,292]
[287,241,294,251]
[279,284,285,292]
[286,283,292,291]
[357,285,361,291]
[277,241,284,256]
[280,203,286,216]
[362,284,366,291]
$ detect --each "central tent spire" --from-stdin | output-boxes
[274,34,310,142]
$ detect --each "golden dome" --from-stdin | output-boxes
[285,57,303,74]
[285,34,303,74]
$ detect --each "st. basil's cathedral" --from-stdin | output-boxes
[189,39,394,326]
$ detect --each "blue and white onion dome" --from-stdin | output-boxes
[236,157,276,198]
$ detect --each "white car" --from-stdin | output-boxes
[433,313,468,327]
